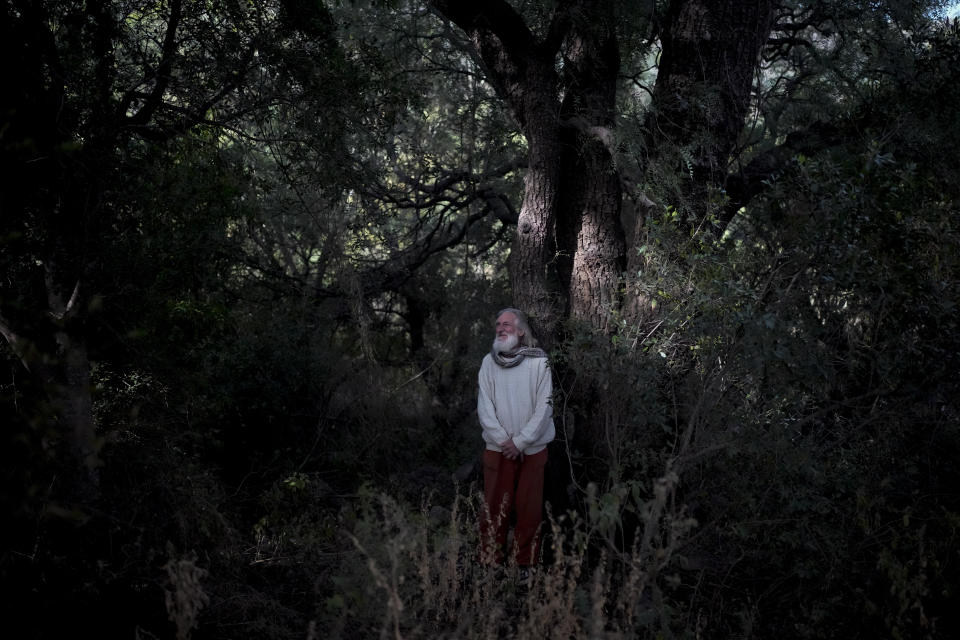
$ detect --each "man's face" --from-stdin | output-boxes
[493,312,524,352]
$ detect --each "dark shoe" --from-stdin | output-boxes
[517,566,536,587]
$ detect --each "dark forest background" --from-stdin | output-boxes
[2,1,959,638]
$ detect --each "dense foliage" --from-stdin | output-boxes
[2,1,959,638]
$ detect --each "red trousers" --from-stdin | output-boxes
[479,448,548,566]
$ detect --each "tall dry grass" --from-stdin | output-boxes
[324,468,697,640]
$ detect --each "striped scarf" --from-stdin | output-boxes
[491,346,548,368]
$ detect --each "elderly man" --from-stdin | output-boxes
[477,307,555,569]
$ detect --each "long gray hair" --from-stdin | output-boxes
[496,307,539,348]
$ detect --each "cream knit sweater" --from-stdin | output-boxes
[477,353,555,454]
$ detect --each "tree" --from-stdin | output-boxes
[421,0,958,345]
[0,0,340,496]
[422,0,781,337]
[424,0,620,336]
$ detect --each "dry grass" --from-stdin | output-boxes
[327,470,696,640]
[163,545,211,640]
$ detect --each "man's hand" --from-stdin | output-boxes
[500,438,522,460]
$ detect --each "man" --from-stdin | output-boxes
[477,307,555,569]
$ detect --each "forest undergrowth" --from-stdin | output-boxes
[6,192,960,639]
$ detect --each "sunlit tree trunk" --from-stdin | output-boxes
[432,0,779,338]
[556,6,625,334]
[509,73,564,338]
[561,141,625,333]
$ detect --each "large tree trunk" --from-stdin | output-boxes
[432,0,779,337]
[509,70,565,340]
[563,142,624,333]
[556,4,625,334]
[431,0,627,340]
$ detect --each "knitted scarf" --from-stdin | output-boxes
[491,345,548,368]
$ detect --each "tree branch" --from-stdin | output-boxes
[123,0,184,129]
[722,120,841,225]
[428,0,569,124]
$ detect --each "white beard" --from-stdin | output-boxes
[492,333,519,354]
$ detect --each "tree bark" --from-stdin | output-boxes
[507,59,565,338]
[556,3,625,333]
[563,141,625,333]
[430,0,627,340]
[427,0,792,338]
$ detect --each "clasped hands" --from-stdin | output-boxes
[499,438,523,460]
